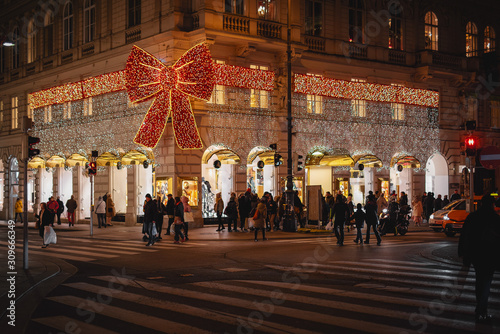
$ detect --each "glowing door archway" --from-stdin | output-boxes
[426,153,449,197]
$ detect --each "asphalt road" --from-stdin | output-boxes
[1,225,499,333]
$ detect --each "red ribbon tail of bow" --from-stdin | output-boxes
[133,92,171,149]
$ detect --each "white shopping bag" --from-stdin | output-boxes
[325,221,333,231]
[44,226,57,244]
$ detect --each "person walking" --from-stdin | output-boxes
[434,194,443,211]
[56,196,64,225]
[238,192,250,232]
[266,194,277,232]
[14,198,23,224]
[47,196,59,227]
[424,192,435,221]
[458,194,500,322]
[376,192,388,216]
[215,192,224,231]
[352,203,366,244]
[181,195,191,241]
[332,194,349,246]
[442,195,450,206]
[411,195,424,227]
[365,194,382,245]
[95,196,106,228]
[106,194,115,227]
[36,203,53,248]
[156,196,166,239]
[65,195,77,227]
[165,194,175,235]
[253,198,268,241]
[143,194,158,246]
[173,196,185,244]
[224,193,238,232]
[346,194,354,232]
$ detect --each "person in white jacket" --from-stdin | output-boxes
[95,196,107,228]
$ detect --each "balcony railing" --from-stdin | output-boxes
[82,43,95,57]
[223,14,250,34]
[416,50,465,70]
[305,36,325,52]
[125,27,141,44]
[348,44,368,58]
[257,21,281,39]
[388,49,406,65]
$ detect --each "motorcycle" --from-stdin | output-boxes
[378,204,410,236]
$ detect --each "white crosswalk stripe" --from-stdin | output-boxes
[0,235,207,263]
[28,259,500,333]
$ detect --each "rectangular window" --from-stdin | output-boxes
[11,97,18,129]
[128,0,141,27]
[307,94,322,114]
[225,0,244,15]
[27,95,33,119]
[44,105,52,123]
[0,100,3,129]
[351,79,366,117]
[305,0,323,36]
[257,0,276,21]
[0,47,4,73]
[83,97,93,116]
[84,0,96,43]
[209,60,226,105]
[250,65,269,108]
[63,102,71,119]
[491,101,500,128]
[391,102,404,120]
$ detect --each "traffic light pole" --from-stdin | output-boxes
[469,156,475,213]
[22,155,29,270]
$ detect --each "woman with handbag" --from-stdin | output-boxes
[253,198,268,241]
[181,196,192,241]
[36,203,54,248]
[106,194,116,226]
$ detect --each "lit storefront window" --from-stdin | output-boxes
[155,177,172,205]
[180,178,198,207]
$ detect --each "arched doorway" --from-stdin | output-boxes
[390,155,421,203]
[352,154,383,204]
[98,152,127,215]
[201,145,240,217]
[305,148,354,198]
[247,146,278,198]
[426,153,449,197]
[47,156,73,207]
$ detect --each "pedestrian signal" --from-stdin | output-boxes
[465,136,478,156]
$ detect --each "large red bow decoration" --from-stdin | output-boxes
[125,44,215,149]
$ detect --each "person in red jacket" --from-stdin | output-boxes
[47,196,59,227]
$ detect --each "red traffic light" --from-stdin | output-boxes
[89,161,97,175]
[465,136,478,156]
[28,136,40,158]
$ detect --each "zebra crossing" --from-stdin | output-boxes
[27,258,499,333]
[0,235,207,262]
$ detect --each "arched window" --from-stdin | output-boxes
[465,22,478,57]
[128,0,141,27]
[84,0,96,43]
[27,20,36,63]
[43,11,54,57]
[349,0,364,43]
[424,11,438,51]
[305,0,323,36]
[12,27,19,69]
[484,26,496,53]
[388,3,403,50]
[63,2,74,50]
[257,0,276,21]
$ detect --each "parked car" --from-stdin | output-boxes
[429,196,499,237]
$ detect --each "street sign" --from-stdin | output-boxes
[480,146,500,169]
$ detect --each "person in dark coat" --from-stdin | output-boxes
[364,194,381,245]
[225,193,239,232]
[434,194,443,211]
[458,194,500,322]
[238,192,250,232]
[450,189,461,202]
[155,196,166,240]
[143,194,159,246]
[442,195,450,207]
[65,195,78,227]
[56,196,64,225]
[173,196,185,243]
[424,192,435,221]
[164,194,175,235]
[36,203,53,248]
[266,194,277,231]
[332,194,349,246]
[352,203,366,244]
